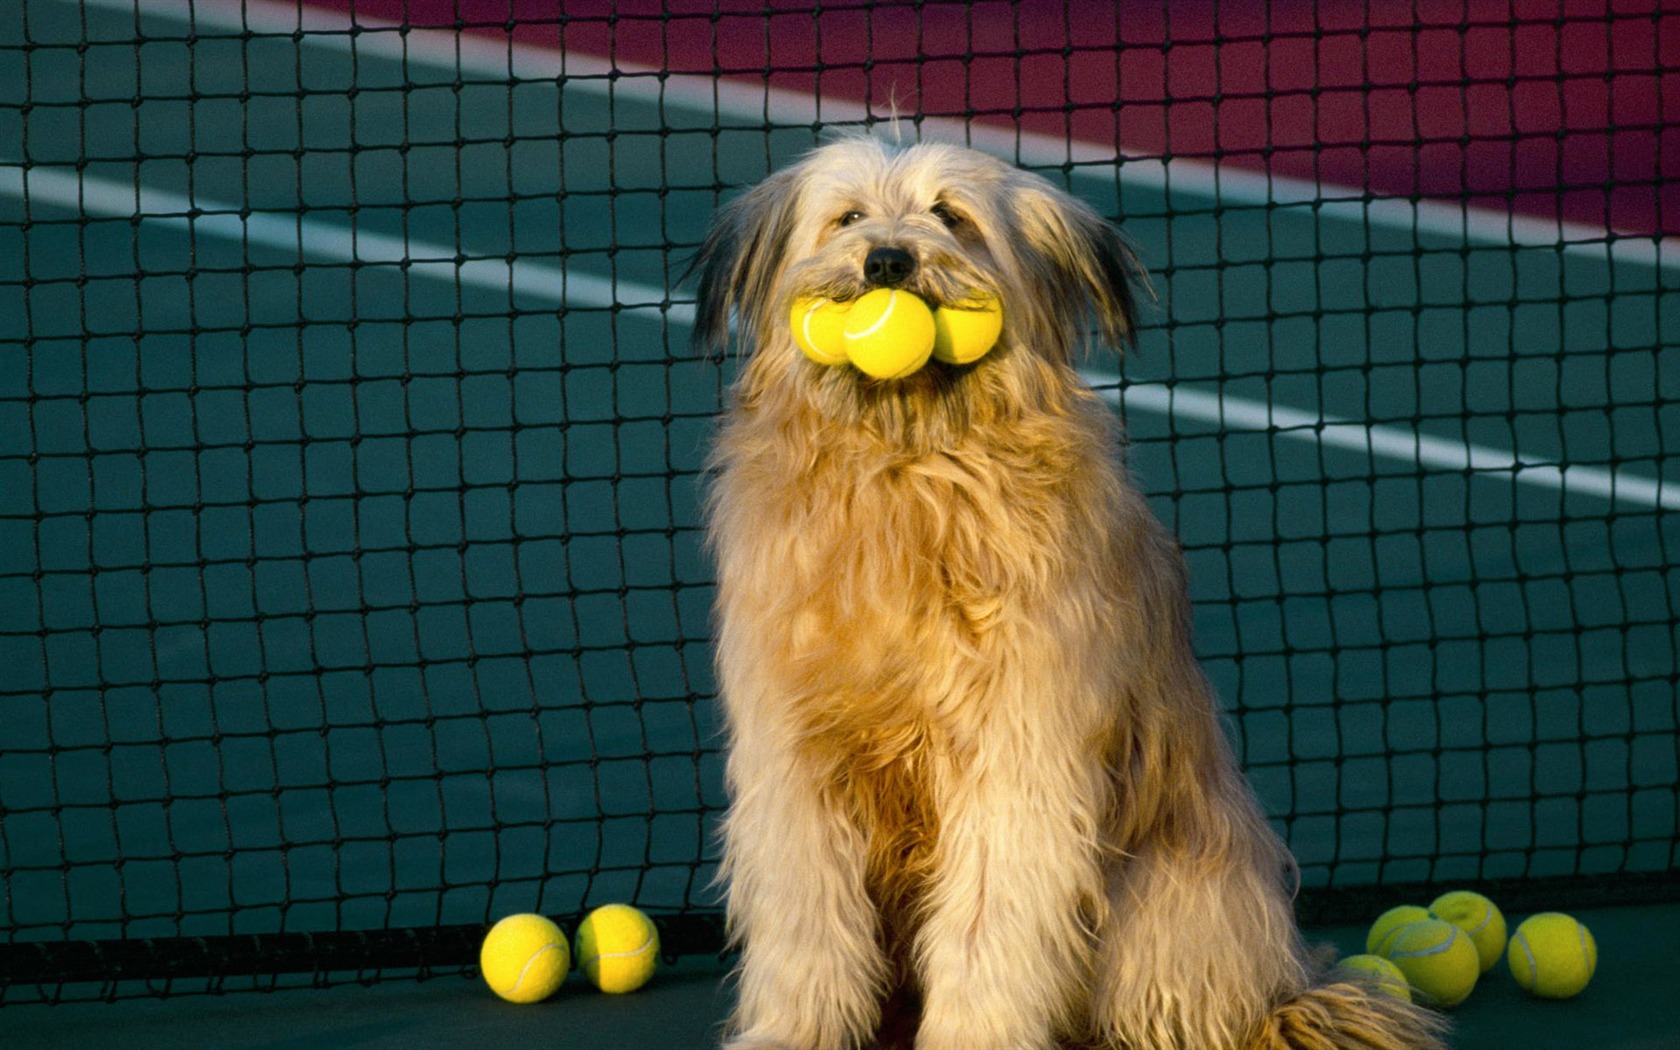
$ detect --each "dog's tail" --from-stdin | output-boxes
[1246,979,1450,1050]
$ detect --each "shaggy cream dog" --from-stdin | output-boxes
[693,137,1444,1050]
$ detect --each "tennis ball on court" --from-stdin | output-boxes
[1507,912,1597,999]
[480,913,570,1004]
[931,293,1004,365]
[574,903,660,993]
[841,287,936,379]
[789,296,852,366]
[1334,954,1412,1003]
[1366,904,1432,955]
[1428,889,1507,974]
[1383,918,1481,1007]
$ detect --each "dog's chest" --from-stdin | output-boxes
[777,457,1045,651]
[711,398,1128,724]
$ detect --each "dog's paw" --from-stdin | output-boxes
[721,1037,797,1050]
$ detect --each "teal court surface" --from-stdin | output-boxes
[7,905,1678,1049]
[2,0,1677,1047]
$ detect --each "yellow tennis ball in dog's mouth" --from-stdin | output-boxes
[790,296,852,366]
[1382,918,1481,1007]
[1507,912,1597,999]
[1428,890,1507,974]
[574,904,660,993]
[480,913,570,1004]
[841,287,936,379]
[931,293,1004,365]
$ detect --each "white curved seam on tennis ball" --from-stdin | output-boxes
[1510,932,1537,976]
[800,302,824,348]
[1576,924,1593,972]
[844,292,898,341]
[508,942,565,995]
[1459,905,1493,937]
[1388,932,1458,960]
[583,931,657,965]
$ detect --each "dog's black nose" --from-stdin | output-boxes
[863,246,916,287]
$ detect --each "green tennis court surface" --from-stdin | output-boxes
[2,0,1677,1045]
[7,905,1677,1049]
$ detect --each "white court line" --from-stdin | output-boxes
[0,165,683,319]
[6,161,1673,512]
[14,0,1679,511]
[1087,378,1680,512]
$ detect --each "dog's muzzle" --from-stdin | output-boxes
[863,246,916,288]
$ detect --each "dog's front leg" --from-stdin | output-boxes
[721,738,887,1050]
[911,717,1104,1050]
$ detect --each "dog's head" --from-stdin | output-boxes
[691,138,1143,421]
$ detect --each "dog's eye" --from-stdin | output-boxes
[930,203,961,228]
[838,210,865,228]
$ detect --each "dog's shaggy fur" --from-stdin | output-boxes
[693,137,1447,1050]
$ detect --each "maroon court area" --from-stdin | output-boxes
[306,0,1678,238]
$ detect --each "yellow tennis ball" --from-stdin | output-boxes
[480,913,570,1004]
[1335,954,1413,1003]
[1507,912,1597,999]
[1428,890,1507,974]
[841,288,936,379]
[1383,919,1481,1007]
[931,293,1004,365]
[789,296,851,366]
[1366,904,1432,955]
[574,904,660,994]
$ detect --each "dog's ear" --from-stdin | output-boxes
[687,168,803,356]
[1011,182,1147,354]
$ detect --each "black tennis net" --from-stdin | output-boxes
[1,0,1676,1002]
